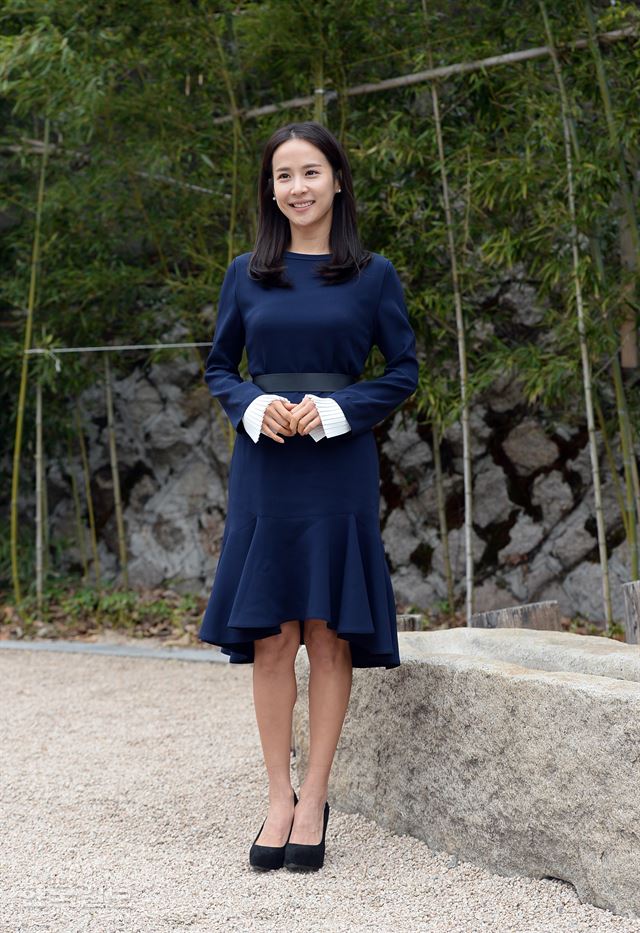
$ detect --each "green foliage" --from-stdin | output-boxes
[1,0,639,503]
[1,575,206,640]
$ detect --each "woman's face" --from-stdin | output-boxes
[271,138,340,235]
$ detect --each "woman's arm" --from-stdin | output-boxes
[327,259,419,437]
[203,257,266,434]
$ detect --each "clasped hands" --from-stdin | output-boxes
[261,396,321,444]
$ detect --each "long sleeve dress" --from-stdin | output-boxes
[198,249,419,669]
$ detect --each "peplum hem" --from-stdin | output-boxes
[198,512,400,669]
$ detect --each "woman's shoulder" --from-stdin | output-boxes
[234,250,253,265]
[365,251,393,270]
[228,251,252,272]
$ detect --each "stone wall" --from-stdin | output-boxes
[39,355,635,621]
[382,369,633,622]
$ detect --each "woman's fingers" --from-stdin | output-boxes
[289,398,322,435]
[294,406,321,434]
[298,414,321,434]
[272,400,296,430]
[261,400,295,442]
[260,398,321,441]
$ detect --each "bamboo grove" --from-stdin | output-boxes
[0,0,639,626]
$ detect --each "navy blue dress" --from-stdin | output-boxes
[198,249,419,668]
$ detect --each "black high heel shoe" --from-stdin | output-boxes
[283,800,330,871]
[249,790,298,871]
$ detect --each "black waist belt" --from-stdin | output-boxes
[252,372,357,392]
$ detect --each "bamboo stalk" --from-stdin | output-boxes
[5,139,219,195]
[42,440,50,578]
[35,380,43,610]
[67,432,89,582]
[423,7,474,622]
[631,453,640,538]
[26,341,211,355]
[313,53,325,124]
[558,10,640,576]
[619,198,639,369]
[208,26,637,124]
[583,1,639,370]
[586,214,639,578]
[432,421,455,611]
[210,17,241,263]
[582,3,640,255]
[74,402,101,588]
[104,354,128,587]
[594,394,628,536]
[608,355,639,579]
[541,2,613,626]
[10,117,50,605]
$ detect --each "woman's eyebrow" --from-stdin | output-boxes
[274,162,323,172]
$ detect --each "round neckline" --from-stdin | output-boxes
[285,250,332,259]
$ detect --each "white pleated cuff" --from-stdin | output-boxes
[304,394,352,442]
[241,393,290,443]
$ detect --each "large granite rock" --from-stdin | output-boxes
[292,628,640,920]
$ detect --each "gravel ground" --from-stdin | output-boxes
[1,646,639,933]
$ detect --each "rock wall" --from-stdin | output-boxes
[42,356,635,622]
[382,368,632,622]
[46,356,228,595]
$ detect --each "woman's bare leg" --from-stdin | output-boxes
[289,618,352,845]
[252,619,301,845]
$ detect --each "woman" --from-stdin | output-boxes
[199,121,419,872]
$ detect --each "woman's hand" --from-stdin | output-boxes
[261,399,297,444]
[287,396,321,436]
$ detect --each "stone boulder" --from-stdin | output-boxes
[293,628,640,920]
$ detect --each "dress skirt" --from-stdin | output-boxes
[198,410,401,669]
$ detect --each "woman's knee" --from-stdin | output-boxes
[254,619,300,667]
[304,619,351,667]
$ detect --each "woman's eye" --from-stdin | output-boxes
[277,170,319,180]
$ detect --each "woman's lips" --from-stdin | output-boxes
[290,200,314,212]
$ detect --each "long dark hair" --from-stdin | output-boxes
[248,121,372,287]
